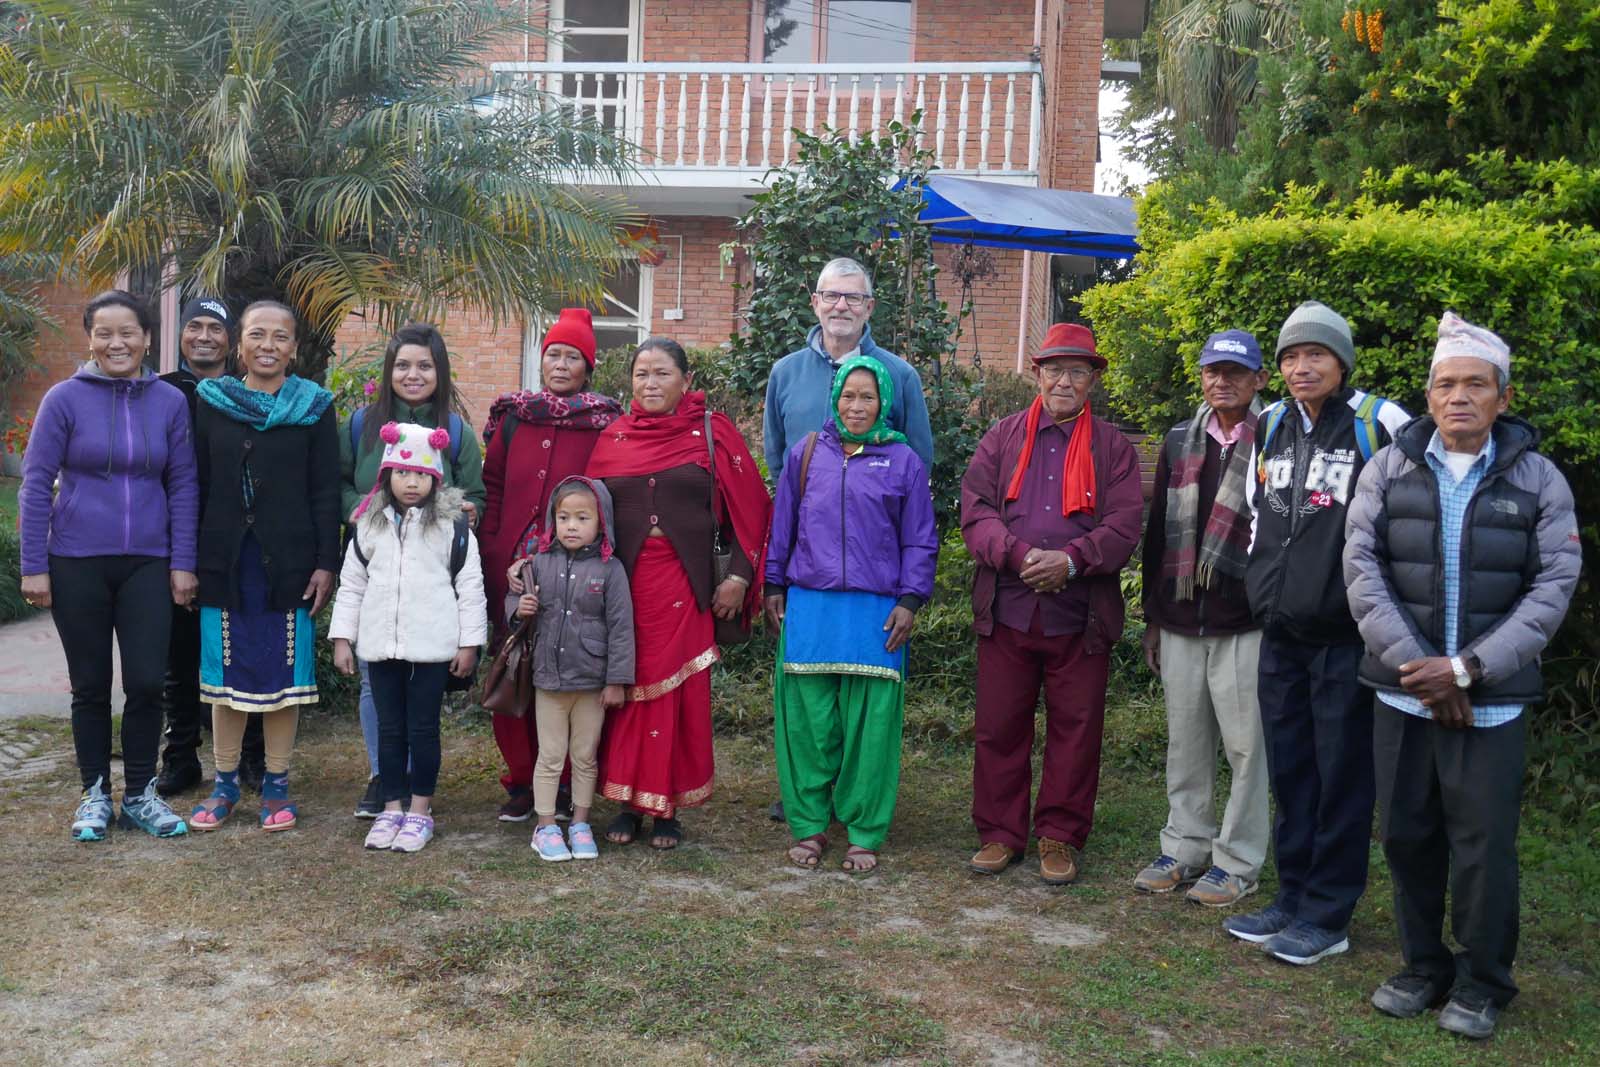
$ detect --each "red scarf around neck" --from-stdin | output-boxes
[1005,396,1096,518]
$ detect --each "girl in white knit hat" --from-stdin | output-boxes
[329,421,488,852]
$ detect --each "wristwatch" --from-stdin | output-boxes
[1449,655,1472,690]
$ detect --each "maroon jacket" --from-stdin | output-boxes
[960,409,1144,653]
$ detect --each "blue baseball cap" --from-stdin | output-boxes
[1198,329,1262,371]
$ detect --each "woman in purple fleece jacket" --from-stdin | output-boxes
[18,290,199,842]
[762,355,939,874]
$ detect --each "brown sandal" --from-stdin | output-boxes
[842,845,878,873]
[787,834,827,869]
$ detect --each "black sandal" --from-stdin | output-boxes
[606,810,641,845]
[648,817,683,850]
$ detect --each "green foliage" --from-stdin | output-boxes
[0,524,35,623]
[588,343,762,430]
[0,0,637,380]
[727,119,979,526]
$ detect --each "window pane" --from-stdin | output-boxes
[763,0,816,62]
[826,0,911,62]
[561,0,632,30]
[560,33,630,63]
[577,262,641,318]
[594,325,643,354]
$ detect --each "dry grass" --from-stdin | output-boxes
[1,707,1596,1066]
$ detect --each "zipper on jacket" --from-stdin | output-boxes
[1268,405,1324,626]
[839,449,852,590]
[122,386,134,553]
[556,551,576,688]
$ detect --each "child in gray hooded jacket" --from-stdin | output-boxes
[508,475,634,860]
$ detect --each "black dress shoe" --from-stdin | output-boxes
[154,760,203,798]
[238,757,266,794]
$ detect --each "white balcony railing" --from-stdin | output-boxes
[491,61,1043,180]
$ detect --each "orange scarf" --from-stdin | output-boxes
[1005,397,1096,517]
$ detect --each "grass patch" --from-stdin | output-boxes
[426,910,944,1064]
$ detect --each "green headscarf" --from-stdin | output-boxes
[830,354,907,447]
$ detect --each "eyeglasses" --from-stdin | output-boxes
[815,290,871,309]
[1038,364,1094,384]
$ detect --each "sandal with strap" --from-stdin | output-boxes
[189,794,235,831]
[260,798,298,832]
[606,810,641,845]
[648,817,683,850]
[788,833,827,869]
[842,845,879,874]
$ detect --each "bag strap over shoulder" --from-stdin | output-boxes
[796,431,820,499]
[704,409,725,555]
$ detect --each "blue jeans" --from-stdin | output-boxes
[358,659,379,777]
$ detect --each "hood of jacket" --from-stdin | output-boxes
[805,322,883,362]
[75,361,161,390]
[1393,412,1539,475]
[538,474,616,561]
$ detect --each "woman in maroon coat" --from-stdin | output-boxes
[479,308,621,820]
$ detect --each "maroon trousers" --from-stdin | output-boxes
[972,621,1110,851]
[492,711,569,794]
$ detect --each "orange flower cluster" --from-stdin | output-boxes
[1341,7,1385,53]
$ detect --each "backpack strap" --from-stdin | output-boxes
[446,411,464,465]
[346,528,369,570]
[349,405,366,456]
[1352,392,1382,462]
[796,432,820,499]
[448,513,471,583]
[1256,401,1289,482]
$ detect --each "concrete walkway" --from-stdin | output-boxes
[0,610,123,720]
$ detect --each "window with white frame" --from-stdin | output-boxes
[758,0,914,63]
[551,0,641,133]
[523,262,654,389]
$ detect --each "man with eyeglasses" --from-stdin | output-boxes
[762,257,934,482]
[960,323,1143,886]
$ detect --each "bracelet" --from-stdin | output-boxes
[1065,554,1078,581]
[723,573,751,588]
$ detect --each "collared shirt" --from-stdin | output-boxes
[1378,430,1523,726]
[1206,411,1251,447]
[993,411,1093,635]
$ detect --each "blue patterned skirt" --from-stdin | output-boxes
[200,534,318,712]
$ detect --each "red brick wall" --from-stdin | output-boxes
[1048,0,1101,191]
[646,216,740,348]
[8,284,91,431]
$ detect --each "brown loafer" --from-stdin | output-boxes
[1039,837,1079,885]
[968,841,1020,875]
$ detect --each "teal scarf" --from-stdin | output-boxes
[830,355,907,447]
[199,374,332,430]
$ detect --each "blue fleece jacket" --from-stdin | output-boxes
[762,324,934,481]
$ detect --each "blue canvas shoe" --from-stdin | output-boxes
[119,779,189,838]
[71,777,114,842]
[1263,920,1349,966]
[1222,902,1294,944]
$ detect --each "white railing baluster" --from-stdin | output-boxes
[934,75,948,164]
[956,76,970,170]
[696,72,709,165]
[1003,74,1016,171]
[804,76,817,135]
[675,75,687,165]
[978,74,993,172]
[571,70,585,129]
[654,72,666,163]
[826,74,839,131]
[914,76,926,147]
[717,73,730,166]
[781,75,796,165]
[870,75,883,139]
[738,74,751,167]
[761,73,774,166]
[847,75,860,143]
[892,74,904,129]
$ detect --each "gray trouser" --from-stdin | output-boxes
[1157,629,1269,880]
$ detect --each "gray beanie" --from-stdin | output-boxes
[1275,301,1355,373]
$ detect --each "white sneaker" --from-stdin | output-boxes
[391,813,435,853]
[364,811,405,850]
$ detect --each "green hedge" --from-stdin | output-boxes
[0,524,36,624]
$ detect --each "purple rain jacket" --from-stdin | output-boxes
[19,364,198,576]
[763,421,939,609]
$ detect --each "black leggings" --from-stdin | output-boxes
[367,659,448,802]
[49,555,171,794]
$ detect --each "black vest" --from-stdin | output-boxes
[1360,416,1545,702]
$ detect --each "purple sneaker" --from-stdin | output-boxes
[364,811,405,850]
[568,821,599,860]
[391,813,435,853]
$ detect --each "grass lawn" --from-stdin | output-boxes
[1,697,1596,1066]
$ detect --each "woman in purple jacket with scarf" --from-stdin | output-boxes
[18,290,198,842]
[762,355,939,873]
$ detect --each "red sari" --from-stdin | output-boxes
[587,392,771,817]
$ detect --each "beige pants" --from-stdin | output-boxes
[213,704,299,775]
[534,688,605,817]
[1157,629,1269,880]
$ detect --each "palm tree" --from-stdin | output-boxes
[0,0,638,377]
[1154,0,1299,150]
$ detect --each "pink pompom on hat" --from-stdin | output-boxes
[352,421,450,519]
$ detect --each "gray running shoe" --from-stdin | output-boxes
[118,779,190,838]
[71,777,114,842]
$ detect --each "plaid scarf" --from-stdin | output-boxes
[1163,401,1258,600]
[481,388,621,444]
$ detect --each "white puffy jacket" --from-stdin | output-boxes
[329,487,489,663]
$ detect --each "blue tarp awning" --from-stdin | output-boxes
[898,175,1140,258]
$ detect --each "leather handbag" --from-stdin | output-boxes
[480,565,537,716]
[703,410,752,646]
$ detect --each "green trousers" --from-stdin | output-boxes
[773,639,905,851]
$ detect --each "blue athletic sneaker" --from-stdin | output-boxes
[1263,920,1349,966]
[532,823,572,862]
[118,779,189,838]
[71,777,114,842]
[567,821,599,860]
[1222,902,1294,944]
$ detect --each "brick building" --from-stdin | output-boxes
[9,0,1141,433]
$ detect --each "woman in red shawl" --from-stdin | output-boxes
[585,337,771,848]
[480,308,622,821]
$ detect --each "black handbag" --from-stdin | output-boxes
[703,410,752,646]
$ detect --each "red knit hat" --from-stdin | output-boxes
[542,307,598,368]
[1032,322,1105,368]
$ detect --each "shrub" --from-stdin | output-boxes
[0,525,36,623]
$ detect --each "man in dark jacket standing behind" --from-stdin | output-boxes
[961,323,1143,886]
[1225,301,1408,965]
[1345,313,1579,1039]
[155,297,263,796]
[1135,329,1270,907]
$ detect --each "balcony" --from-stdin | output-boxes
[490,61,1043,214]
